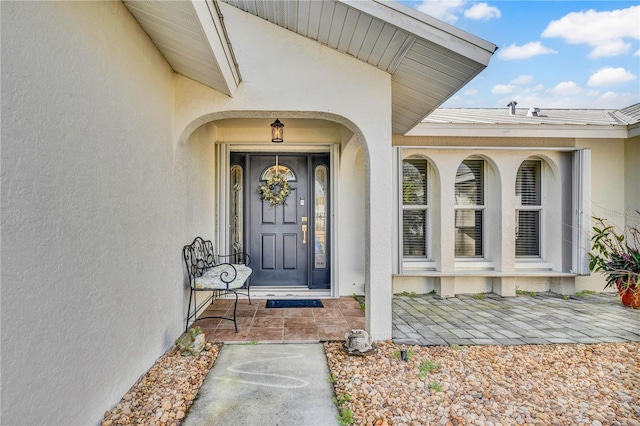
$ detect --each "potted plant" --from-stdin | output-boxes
[589,216,640,308]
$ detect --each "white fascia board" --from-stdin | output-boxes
[405,123,630,139]
[340,0,497,65]
[628,123,640,138]
[192,0,240,96]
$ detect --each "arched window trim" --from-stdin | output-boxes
[516,159,543,258]
[260,164,296,181]
[401,157,430,260]
[454,159,485,258]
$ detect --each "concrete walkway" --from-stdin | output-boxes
[184,343,339,426]
[393,292,640,346]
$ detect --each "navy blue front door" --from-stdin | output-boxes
[248,155,310,286]
[236,153,330,289]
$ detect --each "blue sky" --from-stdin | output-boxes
[398,0,640,110]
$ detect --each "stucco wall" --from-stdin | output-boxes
[174,3,394,339]
[575,138,626,292]
[1,2,216,424]
[338,142,367,296]
[625,136,640,230]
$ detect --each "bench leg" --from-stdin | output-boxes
[187,289,239,333]
[230,290,239,333]
[185,288,194,332]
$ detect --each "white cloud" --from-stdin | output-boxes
[588,40,631,59]
[463,89,478,96]
[490,76,542,98]
[587,67,637,87]
[634,49,640,57]
[542,5,640,58]
[492,84,517,94]
[548,81,582,96]
[525,84,544,93]
[590,91,639,108]
[497,42,558,60]
[597,91,620,103]
[510,75,534,85]
[464,2,501,20]
[416,0,466,23]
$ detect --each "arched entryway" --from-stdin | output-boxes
[206,114,363,299]
[178,110,394,341]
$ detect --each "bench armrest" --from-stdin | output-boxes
[206,262,238,285]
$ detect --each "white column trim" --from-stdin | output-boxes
[572,148,591,275]
[216,144,231,255]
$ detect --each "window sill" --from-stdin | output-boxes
[394,270,577,277]
[402,260,436,273]
[454,260,495,271]
[516,260,554,271]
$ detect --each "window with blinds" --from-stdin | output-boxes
[516,160,541,257]
[402,159,428,257]
[455,160,484,257]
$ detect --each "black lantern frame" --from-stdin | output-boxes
[271,118,284,143]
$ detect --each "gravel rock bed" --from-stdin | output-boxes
[100,341,639,425]
[324,341,640,426]
[101,343,221,426]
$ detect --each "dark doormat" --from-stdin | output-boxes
[266,299,324,308]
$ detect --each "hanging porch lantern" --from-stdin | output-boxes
[271,118,284,143]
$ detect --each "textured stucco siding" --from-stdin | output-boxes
[1,2,215,424]
[174,2,394,340]
[625,136,640,230]
[575,138,626,292]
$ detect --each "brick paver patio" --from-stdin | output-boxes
[193,296,365,343]
[393,292,640,346]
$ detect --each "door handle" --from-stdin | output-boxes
[301,225,307,244]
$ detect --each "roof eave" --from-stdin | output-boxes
[398,67,487,135]
[342,0,497,134]
[194,0,242,95]
[343,0,496,65]
[123,0,240,97]
[406,123,631,139]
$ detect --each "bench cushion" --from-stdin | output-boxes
[194,264,252,290]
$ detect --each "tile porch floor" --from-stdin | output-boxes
[193,296,366,343]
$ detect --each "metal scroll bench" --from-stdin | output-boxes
[183,237,252,332]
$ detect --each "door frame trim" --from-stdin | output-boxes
[216,143,339,297]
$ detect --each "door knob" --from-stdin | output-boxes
[301,224,307,244]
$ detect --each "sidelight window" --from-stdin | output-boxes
[314,165,328,269]
[230,164,244,259]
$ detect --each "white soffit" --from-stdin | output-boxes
[123,0,241,97]
[219,0,497,134]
